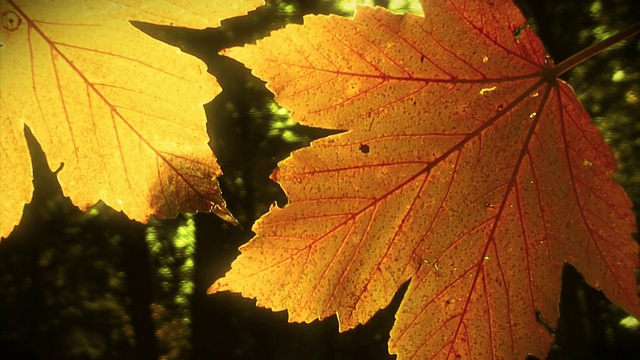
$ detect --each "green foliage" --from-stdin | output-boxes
[0,199,135,359]
[146,215,196,360]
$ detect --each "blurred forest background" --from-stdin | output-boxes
[1,0,639,359]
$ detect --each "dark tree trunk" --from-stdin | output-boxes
[120,222,160,360]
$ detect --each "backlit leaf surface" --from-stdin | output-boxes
[210,1,639,358]
[0,0,262,237]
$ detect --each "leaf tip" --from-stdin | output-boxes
[212,203,241,227]
[269,166,280,182]
[207,280,226,294]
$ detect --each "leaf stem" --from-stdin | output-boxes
[552,21,640,77]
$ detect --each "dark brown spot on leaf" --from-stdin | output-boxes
[2,11,21,31]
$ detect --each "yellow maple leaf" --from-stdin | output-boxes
[0,0,263,238]
[209,2,639,359]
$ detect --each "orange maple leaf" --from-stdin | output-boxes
[210,1,640,359]
[0,0,264,238]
